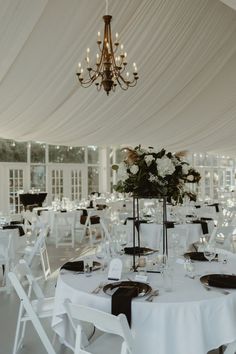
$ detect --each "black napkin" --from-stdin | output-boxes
[209,203,220,212]
[200,217,213,221]
[165,221,174,229]
[61,261,84,271]
[3,225,25,236]
[96,204,107,210]
[124,246,150,255]
[185,252,208,261]
[195,205,201,208]
[192,220,208,234]
[207,275,236,288]
[60,209,67,213]
[112,286,139,326]
[124,217,135,225]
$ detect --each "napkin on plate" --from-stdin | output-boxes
[124,246,149,255]
[192,220,209,234]
[112,286,139,326]
[207,275,236,288]
[2,225,25,236]
[61,260,84,272]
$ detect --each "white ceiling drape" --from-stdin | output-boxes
[0,0,236,154]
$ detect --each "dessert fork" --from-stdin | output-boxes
[145,289,159,302]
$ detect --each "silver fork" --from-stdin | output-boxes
[91,282,105,294]
[145,289,159,302]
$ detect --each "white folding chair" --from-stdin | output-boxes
[224,341,236,354]
[64,300,134,354]
[23,229,51,280]
[54,212,75,248]
[8,260,56,354]
[0,232,13,293]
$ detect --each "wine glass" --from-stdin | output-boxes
[95,242,108,271]
[203,243,216,263]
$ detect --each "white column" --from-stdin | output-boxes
[99,147,110,193]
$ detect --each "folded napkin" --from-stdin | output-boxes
[3,225,25,236]
[207,275,236,288]
[200,217,213,221]
[124,217,135,225]
[192,220,208,234]
[60,209,67,213]
[208,203,220,212]
[61,261,84,271]
[124,246,150,255]
[195,205,201,208]
[165,221,174,229]
[112,286,139,326]
[186,252,208,261]
[96,204,107,210]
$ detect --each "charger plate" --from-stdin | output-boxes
[184,252,218,262]
[103,281,152,297]
[200,274,236,289]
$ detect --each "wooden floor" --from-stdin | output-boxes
[0,237,221,354]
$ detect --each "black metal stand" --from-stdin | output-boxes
[132,195,168,271]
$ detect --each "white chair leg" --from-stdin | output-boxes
[12,304,24,354]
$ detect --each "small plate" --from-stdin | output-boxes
[103,281,152,297]
[200,274,236,289]
[124,247,157,256]
[61,260,101,272]
[184,252,218,262]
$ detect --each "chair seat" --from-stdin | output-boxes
[27,297,54,319]
[87,333,124,354]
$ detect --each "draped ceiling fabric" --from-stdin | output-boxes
[0,0,236,154]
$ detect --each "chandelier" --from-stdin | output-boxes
[76,0,139,96]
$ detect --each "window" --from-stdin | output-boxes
[31,165,46,191]
[88,166,99,194]
[88,146,99,164]
[30,142,46,163]
[0,139,27,162]
[49,145,85,163]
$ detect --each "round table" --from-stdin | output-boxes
[52,255,236,354]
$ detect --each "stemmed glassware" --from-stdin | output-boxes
[203,241,216,264]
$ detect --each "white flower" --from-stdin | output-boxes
[182,163,190,175]
[117,162,129,181]
[156,155,175,178]
[144,154,155,166]
[172,156,182,166]
[148,173,159,183]
[186,174,194,182]
[130,164,139,174]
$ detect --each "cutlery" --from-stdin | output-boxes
[91,282,105,294]
[145,289,159,302]
[202,284,229,295]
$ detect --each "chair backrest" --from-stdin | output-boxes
[24,229,47,267]
[64,300,134,354]
[0,231,12,262]
[100,218,112,242]
[8,261,56,354]
[12,259,45,299]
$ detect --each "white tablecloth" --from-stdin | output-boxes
[125,221,215,250]
[52,257,236,354]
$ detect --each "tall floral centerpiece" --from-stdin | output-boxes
[112,146,201,202]
[112,146,201,263]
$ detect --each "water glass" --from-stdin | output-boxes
[163,266,174,292]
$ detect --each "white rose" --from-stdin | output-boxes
[156,155,175,177]
[182,163,190,175]
[130,164,139,174]
[144,154,155,166]
[186,174,194,182]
